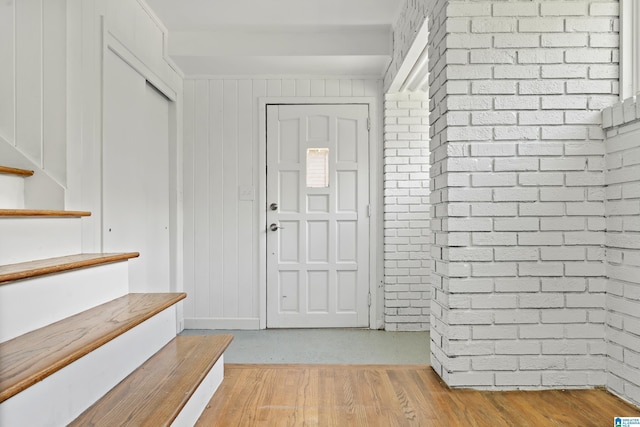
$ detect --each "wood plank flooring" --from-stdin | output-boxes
[197,364,640,426]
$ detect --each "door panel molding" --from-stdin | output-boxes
[258,97,382,329]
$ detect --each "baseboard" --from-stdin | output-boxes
[184,317,260,330]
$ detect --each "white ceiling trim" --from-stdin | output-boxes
[387,19,430,94]
[145,0,404,29]
[168,26,393,76]
[145,0,400,77]
[171,55,391,77]
[169,27,391,57]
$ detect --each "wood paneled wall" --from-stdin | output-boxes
[183,78,382,328]
[0,0,67,185]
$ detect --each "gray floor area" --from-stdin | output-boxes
[180,328,430,364]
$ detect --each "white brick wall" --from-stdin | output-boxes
[603,97,640,407]
[425,0,617,389]
[387,0,640,400]
[384,91,431,331]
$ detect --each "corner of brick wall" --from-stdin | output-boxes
[427,0,616,389]
[602,97,640,407]
[384,91,432,331]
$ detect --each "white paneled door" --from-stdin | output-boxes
[266,104,370,328]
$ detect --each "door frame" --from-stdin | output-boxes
[258,96,382,330]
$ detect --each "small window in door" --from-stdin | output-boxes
[307,148,329,188]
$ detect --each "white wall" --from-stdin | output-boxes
[63,0,184,302]
[0,0,66,182]
[1,0,182,242]
[0,0,67,208]
[603,97,640,407]
[183,77,383,329]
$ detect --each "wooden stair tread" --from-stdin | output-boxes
[0,209,91,217]
[0,253,140,285]
[70,334,233,426]
[0,293,186,403]
[0,166,34,177]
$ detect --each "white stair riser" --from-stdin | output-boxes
[0,262,129,343]
[0,218,82,265]
[171,355,225,427]
[0,306,178,427]
[0,175,25,209]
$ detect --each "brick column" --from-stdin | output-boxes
[427,0,615,388]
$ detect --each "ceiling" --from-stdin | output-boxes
[145,0,404,76]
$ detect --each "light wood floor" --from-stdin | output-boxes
[197,364,640,426]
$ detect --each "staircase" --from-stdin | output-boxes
[0,165,232,426]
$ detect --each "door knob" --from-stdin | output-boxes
[270,203,278,211]
[270,223,285,232]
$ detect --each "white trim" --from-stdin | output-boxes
[387,19,429,94]
[258,96,381,330]
[621,0,640,99]
[184,74,383,81]
[136,0,169,35]
[105,32,177,101]
[184,318,261,330]
[135,0,185,79]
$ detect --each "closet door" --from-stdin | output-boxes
[103,50,170,292]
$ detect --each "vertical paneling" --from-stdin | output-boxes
[193,80,211,317]
[310,80,325,97]
[364,79,380,97]
[267,79,282,97]
[43,0,66,184]
[282,79,295,97]
[295,79,311,97]
[325,79,340,96]
[209,80,224,317]
[184,77,383,327]
[3,0,70,185]
[0,0,14,144]
[339,80,352,96]
[352,80,365,97]
[238,79,254,317]
[252,78,268,320]
[223,80,239,317]
[15,0,42,164]
[183,80,196,318]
